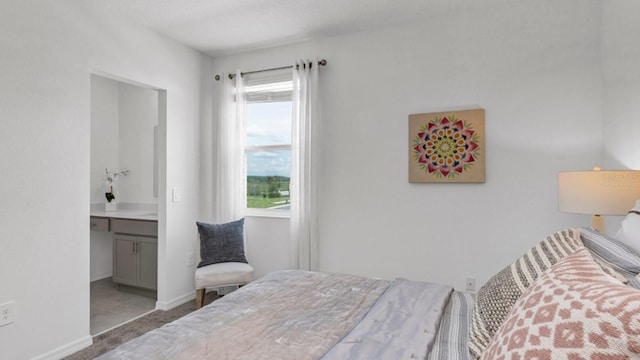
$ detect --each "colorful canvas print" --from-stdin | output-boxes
[409,109,485,183]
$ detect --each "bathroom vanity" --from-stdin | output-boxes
[90,205,158,293]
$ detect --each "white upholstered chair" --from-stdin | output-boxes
[194,218,254,309]
[195,262,254,309]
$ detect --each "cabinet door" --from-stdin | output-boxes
[136,237,158,290]
[113,234,137,286]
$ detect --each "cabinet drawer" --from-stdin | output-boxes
[111,219,158,236]
[90,217,109,232]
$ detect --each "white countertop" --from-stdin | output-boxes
[90,203,158,221]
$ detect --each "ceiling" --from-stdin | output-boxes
[88,0,520,57]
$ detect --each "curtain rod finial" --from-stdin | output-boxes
[318,59,327,66]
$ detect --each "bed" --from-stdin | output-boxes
[97,270,474,360]
[97,226,640,359]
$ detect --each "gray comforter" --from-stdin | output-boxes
[322,278,453,359]
[98,270,453,360]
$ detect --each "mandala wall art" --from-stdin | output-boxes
[409,109,485,183]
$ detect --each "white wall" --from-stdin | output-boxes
[211,0,603,290]
[601,0,640,169]
[0,1,207,359]
[244,217,291,278]
[600,0,640,234]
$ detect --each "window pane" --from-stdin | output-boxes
[246,149,291,209]
[246,101,292,146]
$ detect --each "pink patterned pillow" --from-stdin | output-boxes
[480,247,640,359]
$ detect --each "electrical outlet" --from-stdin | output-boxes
[465,277,476,292]
[187,252,196,267]
[0,301,15,327]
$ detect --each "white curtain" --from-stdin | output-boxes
[290,60,319,270]
[216,70,247,223]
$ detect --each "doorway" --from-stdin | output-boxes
[89,73,165,334]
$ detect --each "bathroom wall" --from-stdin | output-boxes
[89,75,159,281]
[90,75,120,280]
[90,75,120,206]
[118,83,159,204]
[90,76,158,206]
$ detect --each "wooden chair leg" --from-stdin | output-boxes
[196,288,205,309]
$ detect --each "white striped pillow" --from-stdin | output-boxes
[581,226,640,275]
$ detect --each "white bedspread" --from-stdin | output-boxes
[98,270,389,360]
[98,270,453,360]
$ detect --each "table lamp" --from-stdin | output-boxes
[558,168,640,232]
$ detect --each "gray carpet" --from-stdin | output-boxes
[65,292,220,359]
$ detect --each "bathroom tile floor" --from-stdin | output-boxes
[90,278,156,335]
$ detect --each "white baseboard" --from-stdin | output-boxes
[155,291,195,311]
[32,335,93,360]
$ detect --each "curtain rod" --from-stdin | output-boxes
[214,59,327,81]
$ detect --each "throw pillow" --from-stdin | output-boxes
[480,247,640,359]
[581,226,640,275]
[196,218,248,268]
[615,200,640,252]
[589,254,629,284]
[469,228,583,358]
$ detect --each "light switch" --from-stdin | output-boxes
[172,188,182,202]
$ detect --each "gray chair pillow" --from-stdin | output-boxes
[196,218,248,268]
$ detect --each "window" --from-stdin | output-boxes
[244,72,293,214]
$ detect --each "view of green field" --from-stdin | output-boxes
[247,175,290,209]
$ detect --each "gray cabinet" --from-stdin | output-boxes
[136,237,158,289]
[113,234,138,286]
[111,219,158,291]
[90,216,109,231]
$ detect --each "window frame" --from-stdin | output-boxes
[243,71,294,218]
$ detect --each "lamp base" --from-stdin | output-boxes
[591,214,604,233]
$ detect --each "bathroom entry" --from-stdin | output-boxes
[90,75,159,209]
[89,74,162,334]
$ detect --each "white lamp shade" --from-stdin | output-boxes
[558,170,640,215]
